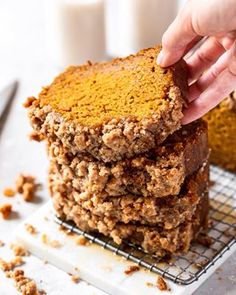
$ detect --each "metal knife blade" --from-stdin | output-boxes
[0,80,18,119]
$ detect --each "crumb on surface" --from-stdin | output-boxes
[10,268,43,295]
[0,203,12,219]
[124,265,140,275]
[75,235,89,246]
[29,131,45,142]
[3,188,15,197]
[23,96,36,108]
[0,240,5,247]
[24,223,37,235]
[41,234,62,248]
[146,282,154,287]
[10,243,30,257]
[0,256,24,271]
[157,275,169,291]
[15,174,38,202]
[70,274,80,284]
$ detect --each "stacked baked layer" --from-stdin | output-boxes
[46,121,209,257]
[26,46,210,257]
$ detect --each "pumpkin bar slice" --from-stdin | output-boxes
[49,161,209,230]
[26,46,187,162]
[48,120,208,198]
[52,175,209,258]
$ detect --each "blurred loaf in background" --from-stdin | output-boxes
[204,92,236,172]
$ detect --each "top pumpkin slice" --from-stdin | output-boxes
[26,46,188,162]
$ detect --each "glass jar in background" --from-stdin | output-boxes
[105,0,179,57]
[44,0,106,68]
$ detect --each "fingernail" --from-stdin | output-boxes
[156,50,164,65]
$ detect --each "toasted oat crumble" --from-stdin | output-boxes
[71,274,80,284]
[10,243,30,257]
[3,188,15,197]
[9,268,45,295]
[15,174,38,202]
[29,131,45,142]
[0,256,25,271]
[41,234,62,248]
[0,203,12,219]
[0,240,5,247]
[124,265,140,275]
[146,282,154,287]
[24,223,37,235]
[75,235,89,246]
[157,275,169,291]
[23,96,36,108]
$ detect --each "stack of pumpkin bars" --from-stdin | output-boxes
[26,47,210,258]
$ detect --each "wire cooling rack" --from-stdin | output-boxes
[54,165,236,285]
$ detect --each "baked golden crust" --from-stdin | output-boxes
[204,92,236,172]
[26,46,188,162]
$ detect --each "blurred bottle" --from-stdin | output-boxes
[105,0,179,57]
[44,0,106,68]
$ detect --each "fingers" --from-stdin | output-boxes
[157,3,197,67]
[182,51,236,124]
[188,48,231,102]
[186,36,225,82]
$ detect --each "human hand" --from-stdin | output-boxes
[157,0,236,124]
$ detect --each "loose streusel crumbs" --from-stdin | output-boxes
[41,234,62,248]
[75,236,89,246]
[0,203,12,219]
[10,243,30,257]
[24,223,37,235]
[157,275,169,291]
[124,265,140,275]
[3,188,15,197]
[15,174,38,202]
[0,256,25,271]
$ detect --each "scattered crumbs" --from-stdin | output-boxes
[157,275,170,291]
[0,203,12,219]
[59,225,74,237]
[29,131,45,142]
[41,234,62,248]
[24,223,37,235]
[23,96,36,108]
[124,265,140,275]
[0,256,25,271]
[43,260,48,265]
[10,243,30,257]
[15,174,38,202]
[146,282,154,287]
[9,268,43,295]
[44,216,49,222]
[74,267,80,272]
[197,233,213,247]
[71,274,80,284]
[75,235,90,246]
[3,188,15,197]
[0,240,5,247]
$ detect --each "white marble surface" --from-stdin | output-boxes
[0,0,235,294]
